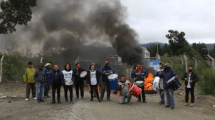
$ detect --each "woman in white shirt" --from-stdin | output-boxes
[62,63,74,104]
[87,63,101,102]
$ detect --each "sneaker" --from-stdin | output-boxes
[33,97,37,100]
[159,102,165,105]
[184,103,188,106]
[25,98,29,101]
[165,105,171,108]
[90,98,93,101]
[190,104,194,107]
[40,99,45,102]
[142,101,147,103]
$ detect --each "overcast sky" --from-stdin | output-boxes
[120,0,215,44]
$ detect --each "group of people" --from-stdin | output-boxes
[23,60,198,110]
[155,62,198,109]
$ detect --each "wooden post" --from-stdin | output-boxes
[169,60,173,68]
[192,57,197,68]
[40,57,43,63]
[207,55,214,74]
[184,55,188,72]
[0,55,5,83]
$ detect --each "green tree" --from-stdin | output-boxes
[0,0,37,34]
[192,43,208,59]
[166,30,189,56]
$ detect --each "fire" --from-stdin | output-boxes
[144,72,154,90]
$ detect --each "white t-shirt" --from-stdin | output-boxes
[187,74,191,88]
[90,70,97,85]
[62,70,73,86]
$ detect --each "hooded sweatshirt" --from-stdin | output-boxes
[23,67,36,83]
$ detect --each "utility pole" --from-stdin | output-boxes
[0,55,5,83]
[40,57,43,63]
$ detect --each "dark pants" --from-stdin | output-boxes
[52,85,61,102]
[159,89,165,104]
[100,82,111,100]
[90,85,100,100]
[185,87,195,103]
[64,85,73,101]
[75,83,84,98]
[138,86,146,102]
[26,83,36,98]
[44,83,50,97]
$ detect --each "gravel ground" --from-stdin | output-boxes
[0,82,214,120]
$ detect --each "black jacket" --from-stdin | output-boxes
[181,71,198,88]
[73,68,85,85]
[87,69,101,85]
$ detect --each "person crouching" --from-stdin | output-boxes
[117,76,132,104]
[50,65,64,104]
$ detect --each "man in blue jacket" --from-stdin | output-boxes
[100,61,114,101]
[131,64,148,103]
[49,65,64,104]
[44,63,52,99]
[160,63,179,110]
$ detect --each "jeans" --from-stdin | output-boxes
[44,83,50,97]
[185,87,195,103]
[100,82,111,100]
[37,83,44,99]
[26,83,36,98]
[159,89,165,104]
[164,87,174,107]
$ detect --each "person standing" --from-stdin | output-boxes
[100,61,114,101]
[50,65,64,104]
[131,64,148,103]
[182,66,198,107]
[44,63,52,99]
[62,63,74,104]
[87,63,101,102]
[23,62,36,101]
[73,63,85,99]
[34,63,46,103]
[160,63,179,110]
[156,62,165,105]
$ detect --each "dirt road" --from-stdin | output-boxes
[0,82,214,120]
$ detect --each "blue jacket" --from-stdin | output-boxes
[100,66,115,83]
[44,67,53,84]
[131,69,148,82]
[49,70,64,86]
[162,68,177,89]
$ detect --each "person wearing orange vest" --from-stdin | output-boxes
[117,76,132,104]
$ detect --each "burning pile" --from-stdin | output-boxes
[144,72,154,90]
